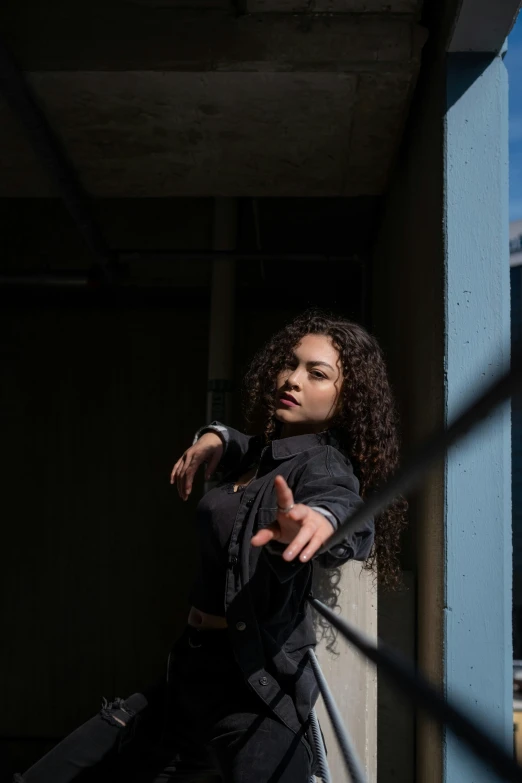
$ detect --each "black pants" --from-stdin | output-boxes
[18,626,314,783]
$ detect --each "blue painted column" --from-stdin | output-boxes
[444,53,512,780]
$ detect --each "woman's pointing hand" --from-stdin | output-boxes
[250,475,334,563]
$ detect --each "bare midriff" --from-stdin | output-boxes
[188,605,228,629]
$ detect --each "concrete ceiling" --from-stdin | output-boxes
[0,0,426,197]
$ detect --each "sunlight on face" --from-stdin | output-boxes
[274,334,343,436]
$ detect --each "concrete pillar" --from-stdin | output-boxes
[372,46,512,783]
[441,52,512,781]
[313,562,377,780]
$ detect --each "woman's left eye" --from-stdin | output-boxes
[311,371,325,379]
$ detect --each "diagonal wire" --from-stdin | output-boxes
[309,596,522,783]
[309,649,367,783]
[318,355,522,555]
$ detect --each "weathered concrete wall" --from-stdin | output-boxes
[0,0,425,198]
[1,0,423,71]
[314,564,378,781]
[0,68,416,198]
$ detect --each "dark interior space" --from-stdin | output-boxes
[0,197,369,776]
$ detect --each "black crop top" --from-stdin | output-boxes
[189,482,245,615]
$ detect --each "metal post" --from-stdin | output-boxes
[205,200,237,485]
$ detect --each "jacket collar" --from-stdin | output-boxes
[270,428,342,460]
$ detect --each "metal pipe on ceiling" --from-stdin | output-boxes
[119,252,359,264]
[0,274,90,287]
[0,253,362,288]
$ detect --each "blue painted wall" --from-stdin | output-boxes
[444,53,512,779]
[512,263,522,656]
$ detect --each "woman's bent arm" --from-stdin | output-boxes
[193,421,255,474]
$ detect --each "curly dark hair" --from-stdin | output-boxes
[243,309,408,590]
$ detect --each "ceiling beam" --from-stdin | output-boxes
[448,0,521,52]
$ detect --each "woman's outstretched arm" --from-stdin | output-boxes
[192,421,254,471]
[252,450,374,582]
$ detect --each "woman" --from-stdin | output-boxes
[14,310,406,783]
[162,310,406,782]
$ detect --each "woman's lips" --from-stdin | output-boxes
[279,395,299,407]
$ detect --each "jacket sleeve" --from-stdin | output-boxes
[264,447,374,582]
[193,421,253,474]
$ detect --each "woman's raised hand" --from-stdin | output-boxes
[170,432,224,500]
[250,475,334,563]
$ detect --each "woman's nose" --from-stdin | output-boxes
[286,371,302,389]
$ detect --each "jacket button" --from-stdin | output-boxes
[236,621,247,631]
[259,676,269,686]
[246,499,253,507]
[230,555,238,566]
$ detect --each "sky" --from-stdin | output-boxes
[508,13,522,222]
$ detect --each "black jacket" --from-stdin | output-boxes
[195,422,375,737]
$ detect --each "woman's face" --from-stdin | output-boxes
[274,334,343,435]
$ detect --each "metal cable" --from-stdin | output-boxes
[309,648,367,783]
[309,596,522,783]
[318,355,522,555]
[309,706,332,783]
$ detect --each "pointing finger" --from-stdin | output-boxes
[274,475,294,514]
